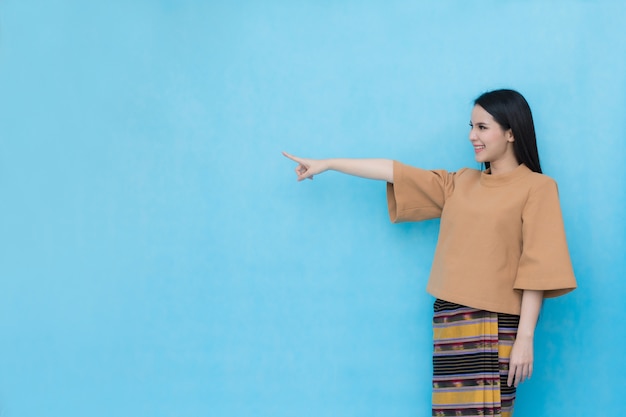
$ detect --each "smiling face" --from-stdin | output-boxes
[469,105,519,174]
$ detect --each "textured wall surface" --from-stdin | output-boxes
[0,1,624,416]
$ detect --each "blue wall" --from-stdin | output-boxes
[0,1,624,416]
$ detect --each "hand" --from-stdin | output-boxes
[282,152,328,181]
[507,335,534,387]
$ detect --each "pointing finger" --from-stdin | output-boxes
[282,151,302,164]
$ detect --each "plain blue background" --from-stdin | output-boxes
[0,1,624,416]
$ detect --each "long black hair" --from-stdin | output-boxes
[474,89,542,173]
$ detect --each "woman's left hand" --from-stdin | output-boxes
[507,335,534,387]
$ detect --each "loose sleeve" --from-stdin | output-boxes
[513,178,577,297]
[386,161,457,223]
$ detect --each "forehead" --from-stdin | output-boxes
[471,105,496,123]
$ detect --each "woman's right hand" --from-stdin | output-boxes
[282,152,328,181]
[283,152,394,183]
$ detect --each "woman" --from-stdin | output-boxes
[283,89,577,416]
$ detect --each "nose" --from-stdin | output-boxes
[469,127,477,141]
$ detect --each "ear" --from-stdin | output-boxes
[506,129,515,143]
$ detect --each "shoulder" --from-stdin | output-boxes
[456,167,480,177]
[451,167,481,184]
[524,171,560,195]
[520,171,564,214]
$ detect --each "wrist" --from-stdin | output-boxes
[323,158,333,172]
[515,330,535,340]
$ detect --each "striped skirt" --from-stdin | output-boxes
[432,299,520,417]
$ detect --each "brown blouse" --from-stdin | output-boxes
[387,161,577,315]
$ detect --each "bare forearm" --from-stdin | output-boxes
[325,158,394,183]
[283,152,394,182]
[507,290,543,387]
[517,290,544,339]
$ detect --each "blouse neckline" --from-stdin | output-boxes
[480,163,533,187]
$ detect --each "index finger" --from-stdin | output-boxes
[282,151,302,164]
[507,365,515,387]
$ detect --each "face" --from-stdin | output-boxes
[469,105,518,170]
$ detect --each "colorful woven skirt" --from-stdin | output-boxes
[432,299,520,417]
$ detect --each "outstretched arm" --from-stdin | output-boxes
[282,152,394,183]
[507,289,544,387]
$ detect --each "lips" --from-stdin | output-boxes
[474,145,485,153]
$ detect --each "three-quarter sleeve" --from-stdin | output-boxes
[513,178,577,297]
[386,161,458,223]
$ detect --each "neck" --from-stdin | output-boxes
[489,159,521,175]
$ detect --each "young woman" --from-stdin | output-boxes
[283,89,577,417]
